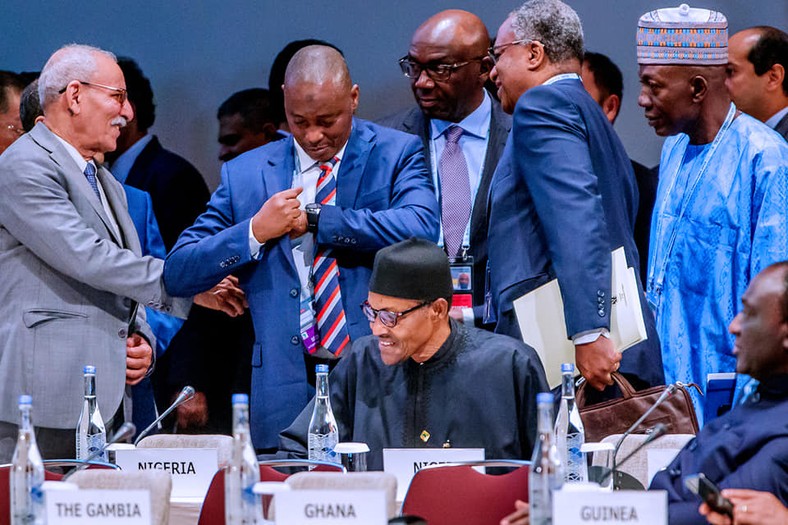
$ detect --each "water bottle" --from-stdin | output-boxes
[225,393,262,525]
[10,395,45,525]
[308,364,339,464]
[554,363,588,482]
[76,365,107,461]
[529,392,564,525]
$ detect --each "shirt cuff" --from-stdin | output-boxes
[248,220,264,259]
[572,328,610,345]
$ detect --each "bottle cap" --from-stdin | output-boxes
[561,363,574,373]
[83,365,96,374]
[315,364,329,374]
[536,392,553,405]
[232,393,249,405]
[18,394,32,406]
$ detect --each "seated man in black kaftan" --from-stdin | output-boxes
[277,238,549,470]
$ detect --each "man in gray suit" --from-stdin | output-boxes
[0,44,240,461]
[379,9,511,326]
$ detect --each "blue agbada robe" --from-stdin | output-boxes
[646,105,788,418]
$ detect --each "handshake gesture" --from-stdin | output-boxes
[251,187,308,242]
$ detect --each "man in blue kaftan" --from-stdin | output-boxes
[636,4,788,417]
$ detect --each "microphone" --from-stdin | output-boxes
[612,383,677,466]
[598,423,668,487]
[133,385,195,445]
[62,422,137,481]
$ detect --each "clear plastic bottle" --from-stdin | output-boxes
[75,365,107,461]
[529,392,564,525]
[307,364,339,464]
[554,363,588,482]
[10,395,45,525]
[225,393,262,525]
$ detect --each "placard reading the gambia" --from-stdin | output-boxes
[114,448,218,498]
[383,448,484,501]
[275,489,387,525]
[554,489,667,525]
[46,489,150,525]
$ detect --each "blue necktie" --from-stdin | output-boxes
[84,163,100,199]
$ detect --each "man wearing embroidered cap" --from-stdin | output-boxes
[637,4,788,415]
[275,238,548,470]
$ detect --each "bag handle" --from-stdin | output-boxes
[576,371,637,408]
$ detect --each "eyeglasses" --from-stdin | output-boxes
[488,39,533,64]
[361,300,431,328]
[3,123,24,136]
[59,80,128,105]
[398,56,485,82]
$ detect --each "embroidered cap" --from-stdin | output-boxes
[637,3,728,65]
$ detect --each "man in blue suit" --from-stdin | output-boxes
[164,45,439,450]
[485,0,662,392]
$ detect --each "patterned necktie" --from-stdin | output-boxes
[84,162,100,199]
[438,126,472,257]
[312,156,350,356]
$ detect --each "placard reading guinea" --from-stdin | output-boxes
[46,489,150,525]
[553,489,668,525]
[382,448,484,502]
[275,489,387,525]
[114,448,218,498]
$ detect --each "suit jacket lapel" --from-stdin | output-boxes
[30,124,124,244]
[337,121,372,208]
[262,137,299,275]
[97,166,136,249]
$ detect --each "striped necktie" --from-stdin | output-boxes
[312,156,350,356]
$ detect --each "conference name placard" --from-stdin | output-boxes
[45,488,150,525]
[114,447,218,498]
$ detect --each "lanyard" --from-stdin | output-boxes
[648,103,738,301]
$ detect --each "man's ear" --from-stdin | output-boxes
[602,93,621,124]
[64,80,83,115]
[431,298,450,319]
[527,41,547,70]
[689,75,709,102]
[765,63,785,93]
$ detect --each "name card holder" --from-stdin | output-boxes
[275,489,387,525]
[46,488,150,525]
[382,448,485,502]
[114,447,218,498]
[553,489,668,525]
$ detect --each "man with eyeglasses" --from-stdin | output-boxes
[274,238,547,470]
[0,70,26,155]
[0,44,242,461]
[379,10,511,328]
[485,0,663,395]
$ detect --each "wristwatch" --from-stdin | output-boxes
[305,203,322,233]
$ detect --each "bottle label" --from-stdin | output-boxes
[77,433,107,461]
[308,433,339,464]
[565,432,588,482]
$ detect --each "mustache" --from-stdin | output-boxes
[111,116,128,128]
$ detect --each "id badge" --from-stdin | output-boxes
[299,299,318,354]
[449,255,474,308]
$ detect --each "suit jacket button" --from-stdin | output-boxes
[290,288,299,298]
[290,336,300,346]
[118,328,127,338]
[598,290,605,298]
[598,308,605,317]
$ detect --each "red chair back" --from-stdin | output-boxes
[1,465,62,525]
[401,464,529,525]
[197,463,344,525]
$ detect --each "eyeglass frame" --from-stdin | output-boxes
[360,299,432,328]
[398,55,487,82]
[488,39,534,64]
[58,80,128,105]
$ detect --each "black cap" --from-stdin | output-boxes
[369,238,453,302]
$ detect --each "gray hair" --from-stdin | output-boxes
[512,0,584,63]
[283,45,351,90]
[38,44,117,109]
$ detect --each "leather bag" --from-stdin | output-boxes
[576,372,700,443]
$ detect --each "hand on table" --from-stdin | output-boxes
[699,489,788,525]
[176,391,209,430]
